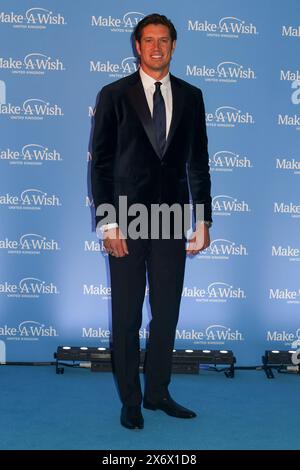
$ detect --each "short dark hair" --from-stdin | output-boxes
[134,13,177,43]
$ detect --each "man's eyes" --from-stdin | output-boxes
[144,38,169,43]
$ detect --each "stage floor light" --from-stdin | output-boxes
[54,346,111,374]
[54,346,236,377]
[262,350,300,378]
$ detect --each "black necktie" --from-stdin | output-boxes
[153,81,166,156]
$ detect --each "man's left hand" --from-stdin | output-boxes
[186,223,210,255]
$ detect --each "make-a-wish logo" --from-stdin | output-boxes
[282,25,300,38]
[213,195,251,216]
[273,201,300,218]
[278,112,300,130]
[267,328,300,346]
[0,144,62,166]
[0,53,66,75]
[198,238,248,260]
[82,327,110,339]
[90,56,138,78]
[0,98,64,121]
[0,7,66,29]
[188,16,258,39]
[182,282,246,303]
[275,156,300,175]
[210,150,253,172]
[0,278,59,299]
[271,244,300,262]
[280,69,300,82]
[0,233,60,255]
[0,189,62,211]
[206,106,254,128]
[186,61,256,83]
[269,287,300,304]
[91,11,144,32]
[83,283,149,300]
[0,321,58,341]
[175,324,244,345]
[83,284,111,300]
[84,239,107,255]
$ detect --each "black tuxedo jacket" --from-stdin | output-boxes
[91,70,212,230]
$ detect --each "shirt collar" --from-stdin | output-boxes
[139,66,170,90]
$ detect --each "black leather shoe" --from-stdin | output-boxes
[120,406,144,429]
[143,397,196,419]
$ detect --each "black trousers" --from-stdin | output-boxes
[109,237,186,406]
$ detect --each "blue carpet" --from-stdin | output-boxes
[0,366,300,450]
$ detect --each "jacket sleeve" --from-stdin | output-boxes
[91,86,117,227]
[187,89,212,223]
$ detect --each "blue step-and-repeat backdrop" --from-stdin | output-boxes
[0,0,299,364]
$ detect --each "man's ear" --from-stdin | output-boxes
[135,40,141,57]
[171,40,176,55]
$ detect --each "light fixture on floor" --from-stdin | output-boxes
[54,346,111,374]
[54,346,236,377]
[262,350,300,378]
[171,349,236,377]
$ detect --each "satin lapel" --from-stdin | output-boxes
[163,74,184,157]
[126,73,161,159]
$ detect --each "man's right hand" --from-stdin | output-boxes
[103,228,129,258]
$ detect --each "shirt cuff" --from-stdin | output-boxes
[96,223,119,239]
[198,221,212,229]
[100,223,119,233]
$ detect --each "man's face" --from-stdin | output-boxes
[135,24,176,77]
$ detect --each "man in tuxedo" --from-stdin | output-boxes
[91,13,212,429]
